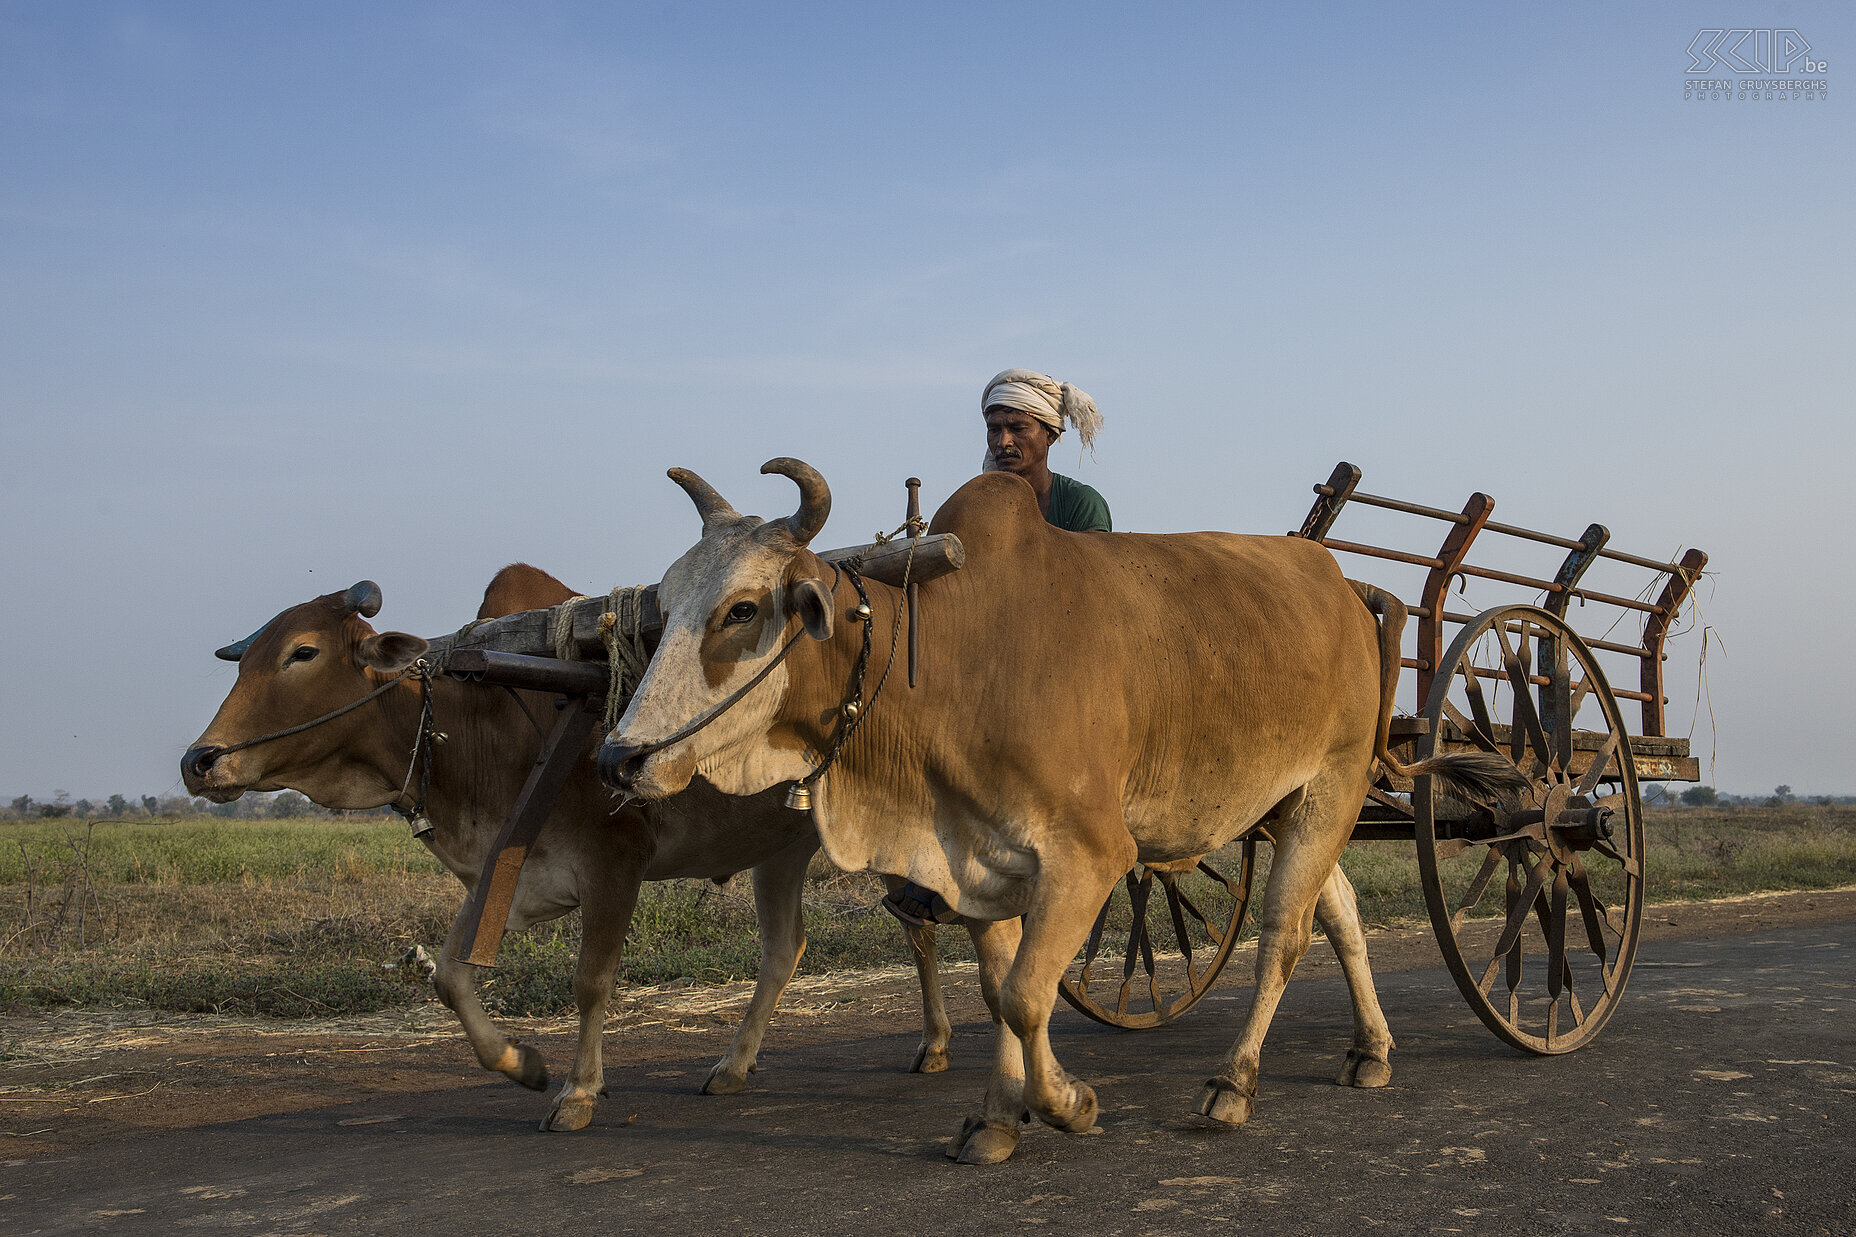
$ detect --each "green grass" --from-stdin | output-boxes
[2,806,1851,1019]
[0,818,443,884]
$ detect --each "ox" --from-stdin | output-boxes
[599,460,1522,1163]
[181,566,958,1132]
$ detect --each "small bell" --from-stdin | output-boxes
[784,781,813,811]
[407,812,435,840]
[842,700,861,719]
[851,601,873,622]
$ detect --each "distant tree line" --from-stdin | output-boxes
[1,790,392,821]
[1641,783,1851,809]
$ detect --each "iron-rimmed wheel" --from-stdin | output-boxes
[1414,604,1644,1054]
[1057,841,1258,1029]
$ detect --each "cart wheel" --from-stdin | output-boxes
[1057,840,1258,1029]
[1414,605,1644,1055]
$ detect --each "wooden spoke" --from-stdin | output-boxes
[1441,698,1501,757]
[1546,868,1570,1000]
[1118,870,1157,1015]
[1197,857,1242,897]
[1076,895,1113,995]
[1568,673,1594,720]
[1158,872,1200,990]
[1461,661,1500,745]
[1450,845,1505,932]
[1492,620,1553,776]
[1577,730,1622,799]
[1544,631,1574,771]
[1169,881,1225,947]
[1567,855,1611,962]
[1592,839,1641,878]
[1488,852,1554,966]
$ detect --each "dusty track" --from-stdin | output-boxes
[3,888,1853,1234]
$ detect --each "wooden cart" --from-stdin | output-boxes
[1056,462,1708,1056]
[439,461,1706,1058]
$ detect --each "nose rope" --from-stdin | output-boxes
[613,565,841,767]
[204,665,420,760]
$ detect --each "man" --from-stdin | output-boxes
[981,368,1111,532]
[882,369,1114,931]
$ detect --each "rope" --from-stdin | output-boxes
[207,667,418,759]
[549,596,592,662]
[868,515,928,547]
[598,586,651,732]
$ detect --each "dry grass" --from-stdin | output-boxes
[2,805,1851,1019]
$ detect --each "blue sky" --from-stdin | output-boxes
[1,2,1849,800]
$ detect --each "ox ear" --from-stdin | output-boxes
[789,578,834,642]
[356,631,429,671]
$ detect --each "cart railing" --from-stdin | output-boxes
[1295,462,1708,738]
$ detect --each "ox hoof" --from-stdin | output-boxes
[1193,1076,1255,1126]
[511,1042,549,1092]
[1337,1048,1393,1089]
[910,1042,951,1074]
[1041,1081,1099,1134]
[701,1062,750,1096]
[541,1095,596,1132]
[947,1116,1021,1165]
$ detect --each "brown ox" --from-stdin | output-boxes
[181,566,958,1132]
[600,461,1521,1163]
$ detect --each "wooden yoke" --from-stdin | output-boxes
[430,532,965,662]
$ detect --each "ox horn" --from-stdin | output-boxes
[215,620,271,663]
[760,458,831,546]
[343,580,383,618]
[667,468,743,532]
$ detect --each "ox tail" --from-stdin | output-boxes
[1349,580,1529,804]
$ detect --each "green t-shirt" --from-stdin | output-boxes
[1047,473,1111,532]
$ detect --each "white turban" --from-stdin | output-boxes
[981,368,1104,454]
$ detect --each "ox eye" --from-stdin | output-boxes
[724,601,757,626]
[291,645,319,662]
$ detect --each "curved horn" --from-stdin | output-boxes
[760,458,831,545]
[667,468,741,531]
[343,580,383,618]
[215,617,275,663]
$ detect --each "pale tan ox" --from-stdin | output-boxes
[181,566,958,1133]
[599,460,1522,1164]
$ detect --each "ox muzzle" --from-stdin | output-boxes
[596,740,646,792]
[182,744,224,783]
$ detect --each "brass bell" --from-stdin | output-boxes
[851,601,873,622]
[784,782,813,811]
[842,700,861,719]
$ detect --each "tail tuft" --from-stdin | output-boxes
[1403,752,1531,803]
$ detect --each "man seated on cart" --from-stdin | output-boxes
[980,367,1112,532]
[883,369,1112,930]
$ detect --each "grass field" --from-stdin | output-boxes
[2,806,1852,1019]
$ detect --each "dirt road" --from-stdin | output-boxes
[4,888,1853,1234]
